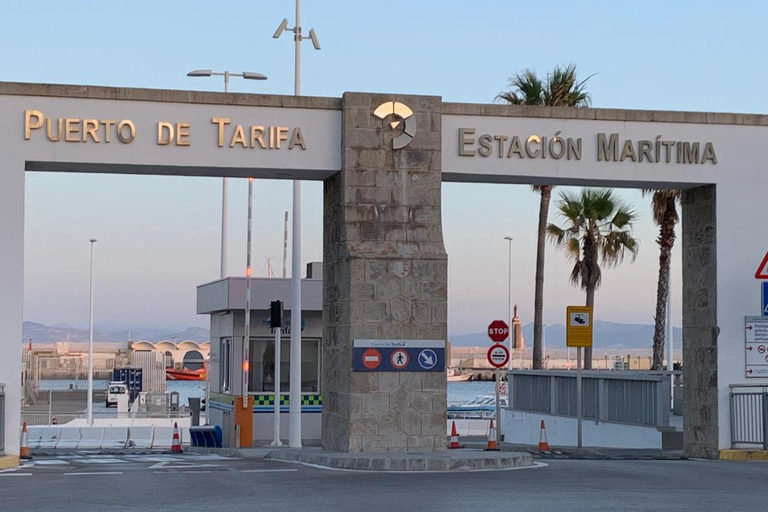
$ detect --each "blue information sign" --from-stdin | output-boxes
[762,282,768,317]
[353,339,445,372]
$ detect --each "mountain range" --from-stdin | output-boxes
[449,320,681,350]
[21,321,210,343]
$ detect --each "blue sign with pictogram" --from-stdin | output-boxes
[353,340,445,372]
[762,282,768,317]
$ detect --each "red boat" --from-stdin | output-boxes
[165,367,206,381]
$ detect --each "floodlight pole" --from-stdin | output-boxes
[87,239,97,426]
[275,0,321,450]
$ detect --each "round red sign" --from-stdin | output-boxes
[487,320,510,343]
[362,348,382,369]
[487,344,510,368]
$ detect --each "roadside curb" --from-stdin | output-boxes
[719,449,768,461]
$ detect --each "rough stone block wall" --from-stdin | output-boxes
[681,184,718,458]
[322,92,447,452]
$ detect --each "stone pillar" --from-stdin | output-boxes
[323,93,447,452]
[681,184,718,458]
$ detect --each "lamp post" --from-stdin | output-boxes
[87,238,97,426]
[273,0,321,449]
[186,69,268,281]
[504,236,513,366]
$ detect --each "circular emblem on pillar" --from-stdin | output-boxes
[373,101,417,149]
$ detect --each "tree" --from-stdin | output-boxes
[496,64,592,369]
[643,189,681,370]
[547,189,639,369]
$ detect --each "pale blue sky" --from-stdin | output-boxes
[5,1,764,335]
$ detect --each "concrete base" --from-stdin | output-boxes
[0,454,20,469]
[265,447,533,471]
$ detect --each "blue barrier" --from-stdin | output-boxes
[189,425,222,448]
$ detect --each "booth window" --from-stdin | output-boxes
[249,338,319,393]
[220,338,231,392]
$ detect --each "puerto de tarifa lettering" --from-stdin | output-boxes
[22,110,307,150]
[458,128,717,164]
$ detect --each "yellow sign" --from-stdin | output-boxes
[566,306,593,348]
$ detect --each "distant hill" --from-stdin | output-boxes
[449,320,681,350]
[22,321,210,343]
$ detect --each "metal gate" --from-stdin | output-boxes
[730,388,768,448]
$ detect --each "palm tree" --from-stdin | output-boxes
[547,189,639,369]
[643,189,681,370]
[496,64,592,369]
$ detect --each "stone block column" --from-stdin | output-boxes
[681,184,718,458]
[323,93,447,452]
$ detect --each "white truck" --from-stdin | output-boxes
[106,381,129,407]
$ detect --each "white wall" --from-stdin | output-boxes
[502,410,662,450]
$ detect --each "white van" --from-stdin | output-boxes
[106,381,128,407]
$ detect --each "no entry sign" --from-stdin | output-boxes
[488,320,510,343]
[487,344,510,368]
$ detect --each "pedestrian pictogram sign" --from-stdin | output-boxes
[755,251,768,279]
[566,306,593,348]
[488,320,510,343]
[487,344,510,368]
[390,349,409,369]
[362,348,382,370]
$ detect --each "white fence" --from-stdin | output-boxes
[26,425,189,450]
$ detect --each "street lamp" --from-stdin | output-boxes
[273,0,321,450]
[87,238,97,426]
[186,69,268,281]
[504,236,513,355]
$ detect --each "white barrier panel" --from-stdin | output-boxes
[101,427,129,449]
[446,419,491,437]
[127,426,153,449]
[77,427,105,449]
[26,426,44,449]
[180,427,190,446]
[35,427,61,449]
[151,427,174,449]
[56,427,82,449]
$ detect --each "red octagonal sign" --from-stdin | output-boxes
[487,320,510,343]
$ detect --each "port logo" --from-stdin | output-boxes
[373,101,417,149]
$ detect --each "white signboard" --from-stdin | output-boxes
[745,316,768,377]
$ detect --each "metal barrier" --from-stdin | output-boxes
[729,385,768,449]
[0,383,5,454]
[508,370,673,427]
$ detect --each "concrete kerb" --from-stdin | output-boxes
[264,448,534,472]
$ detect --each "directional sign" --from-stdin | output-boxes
[417,349,438,370]
[352,340,445,372]
[761,282,768,317]
[566,306,594,348]
[488,320,510,343]
[487,344,510,368]
[745,316,768,377]
[756,252,768,279]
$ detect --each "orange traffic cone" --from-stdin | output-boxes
[20,422,31,460]
[171,422,183,453]
[448,421,460,449]
[538,420,550,452]
[485,420,499,451]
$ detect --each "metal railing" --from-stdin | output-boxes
[508,370,674,427]
[729,385,768,449]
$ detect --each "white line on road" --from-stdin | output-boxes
[63,472,124,476]
[241,469,299,473]
[0,473,32,477]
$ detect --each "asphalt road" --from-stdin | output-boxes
[0,453,765,511]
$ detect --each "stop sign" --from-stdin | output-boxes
[487,320,509,343]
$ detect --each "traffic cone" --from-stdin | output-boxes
[20,422,31,460]
[485,420,499,451]
[538,420,550,452]
[171,422,183,453]
[448,421,460,449]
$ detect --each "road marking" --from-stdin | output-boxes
[241,469,299,473]
[149,461,223,470]
[0,473,32,477]
[31,460,69,465]
[64,472,124,476]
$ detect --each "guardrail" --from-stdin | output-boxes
[26,425,190,450]
[507,370,674,427]
[729,384,768,449]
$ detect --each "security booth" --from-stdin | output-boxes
[197,265,323,446]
